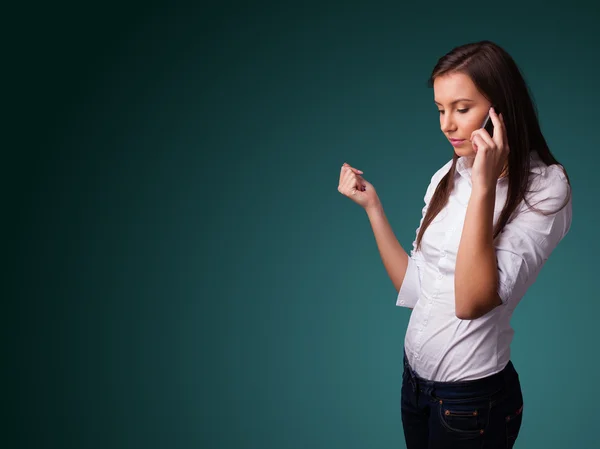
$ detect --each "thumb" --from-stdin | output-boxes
[343,162,364,175]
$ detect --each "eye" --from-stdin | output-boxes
[457,108,469,113]
[438,110,444,115]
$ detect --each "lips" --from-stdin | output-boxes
[449,138,466,147]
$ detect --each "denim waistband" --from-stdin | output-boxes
[403,352,518,400]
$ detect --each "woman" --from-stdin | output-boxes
[337,40,572,448]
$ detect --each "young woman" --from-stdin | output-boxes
[337,40,572,448]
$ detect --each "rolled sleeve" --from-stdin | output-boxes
[396,256,422,308]
[495,166,572,305]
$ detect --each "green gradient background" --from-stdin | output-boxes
[8,2,599,448]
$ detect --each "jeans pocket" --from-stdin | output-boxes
[437,398,490,436]
[505,404,523,447]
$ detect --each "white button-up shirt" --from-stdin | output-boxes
[397,151,572,381]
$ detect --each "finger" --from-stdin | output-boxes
[472,128,495,146]
[343,173,363,195]
[342,172,359,192]
[340,163,349,180]
[488,107,505,148]
[498,113,509,152]
[340,168,359,190]
[342,162,363,174]
[340,166,355,185]
[471,129,494,149]
[471,134,487,153]
[346,164,363,175]
[488,107,503,132]
[339,172,353,194]
[471,135,479,153]
[340,163,350,181]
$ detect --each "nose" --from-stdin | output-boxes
[441,114,457,134]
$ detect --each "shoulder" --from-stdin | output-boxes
[525,162,571,213]
[510,161,573,242]
[429,158,454,188]
[422,158,454,203]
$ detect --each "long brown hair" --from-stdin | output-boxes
[415,40,571,251]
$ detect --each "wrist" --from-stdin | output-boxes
[471,183,496,201]
[365,201,384,217]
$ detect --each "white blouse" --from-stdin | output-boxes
[397,151,572,381]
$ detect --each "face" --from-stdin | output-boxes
[433,72,492,157]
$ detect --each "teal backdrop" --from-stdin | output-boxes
[8,2,599,448]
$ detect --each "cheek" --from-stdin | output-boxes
[462,116,483,136]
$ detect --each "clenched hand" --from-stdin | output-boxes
[337,162,381,211]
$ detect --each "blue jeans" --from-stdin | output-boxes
[401,353,524,448]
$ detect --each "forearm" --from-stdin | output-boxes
[455,188,500,319]
[365,203,410,292]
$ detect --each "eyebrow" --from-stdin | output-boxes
[434,98,475,105]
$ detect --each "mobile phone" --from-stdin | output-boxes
[482,113,494,136]
[481,107,498,136]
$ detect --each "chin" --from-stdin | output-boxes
[453,146,476,158]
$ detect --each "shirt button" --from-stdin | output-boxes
[399,300,405,304]
[437,274,443,280]
[441,251,446,258]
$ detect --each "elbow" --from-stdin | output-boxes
[455,308,482,321]
[455,293,503,320]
